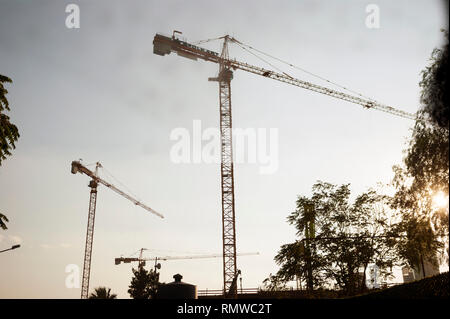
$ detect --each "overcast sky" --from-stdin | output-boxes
[0,0,448,298]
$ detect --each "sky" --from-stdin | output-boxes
[0,0,448,298]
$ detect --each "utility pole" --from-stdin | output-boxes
[304,203,315,291]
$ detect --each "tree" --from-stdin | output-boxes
[261,273,287,292]
[1,74,19,232]
[419,30,448,130]
[0,74,20,166]
[128,266,160,299]
[351,190,398,289]
[391,31,449,272]
[88,286,117,299]
[272,181,396,295]
[274,239,325,291]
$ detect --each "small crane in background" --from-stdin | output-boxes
[115,248,258,293]
[115,248,259,267]
[71,160,164,299]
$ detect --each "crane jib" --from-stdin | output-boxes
[152,33,418,122]
[71,160,164,219]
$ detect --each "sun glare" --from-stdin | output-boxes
[432,191,449,209]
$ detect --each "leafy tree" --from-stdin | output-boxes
[0,74,19,166]
[391,31,449,271]
[419,30,448,130]
[128,266,160,299]
[390,211,443,276]
[261,273,287,292]
[351,190,398,289]
[1,74,19,232]
[274,239,325,291]
[88,286,117,299]
[272,182,396,295]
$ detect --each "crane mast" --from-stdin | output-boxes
[209,36,238,297]
[81,164,99,300]
[71,160,163,299]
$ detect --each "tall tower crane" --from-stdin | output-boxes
[152,32,417,296]
[71,160,164,299]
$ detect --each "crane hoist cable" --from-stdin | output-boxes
[231,40,418,121]
[230,37,378,102]
[101,165,142,203]
[231,40,296,80]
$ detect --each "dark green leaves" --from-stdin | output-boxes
[0,74,19,166]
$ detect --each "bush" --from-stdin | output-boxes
[353,272,449,299]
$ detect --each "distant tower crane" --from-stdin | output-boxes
[71,160,164,299]
[115,249,257,296]
[152,31,417,297]
[114,248,259,267]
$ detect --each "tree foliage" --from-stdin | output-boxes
[391,31,449,270]
[272,181,396,295]
[268,32,449,295]
[128,266,160,299]
[0,74,19,166]
[88,286,117,299]
[419,31,449,130]
[262,273,287,291]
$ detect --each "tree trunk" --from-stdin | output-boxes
[361,264,368,292]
